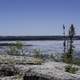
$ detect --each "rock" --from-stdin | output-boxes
[23,61,80,80]
[0,57,80,80]
[0,64,19,77]
[0,76,23,80]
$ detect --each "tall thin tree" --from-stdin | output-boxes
[68,24,75,63]
[63,24,66,54]
[62,24,75,64]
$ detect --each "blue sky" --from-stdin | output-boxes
[0,0,80,35]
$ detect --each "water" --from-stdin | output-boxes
[0,41,80,55]
[24,41,80,54]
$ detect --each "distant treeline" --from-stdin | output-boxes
[0,36,80,41]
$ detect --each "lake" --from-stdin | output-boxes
[24,41,80,54]
[0,41,80,55]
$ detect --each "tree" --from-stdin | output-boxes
[68,24,75,63]
[63,24,75,63]
[62,25,66,61]
[63,24,66,54]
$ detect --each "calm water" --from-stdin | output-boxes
[0,41,80,54]
[25,41,80,54]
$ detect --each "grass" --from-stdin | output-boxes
[0,54,44,65]
[27,58,44,65]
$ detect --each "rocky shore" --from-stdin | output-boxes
[0,61,80,80]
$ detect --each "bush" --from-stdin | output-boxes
[65,65,78,74]
[73,58,80,66]
[33,49,41,58]
[62,52,73,64]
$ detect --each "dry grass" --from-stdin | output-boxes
[0,54,44,65]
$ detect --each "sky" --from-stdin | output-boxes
[0,0,80,36]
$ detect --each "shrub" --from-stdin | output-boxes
[7,41,23,56]
[65,65,78,74]
[33,49,44,59]
[62,52,73,64]
[72,58,80,66]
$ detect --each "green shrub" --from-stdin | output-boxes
[62,52,73,64]
[33,49,44,59]
[7,41,23,56]
[73,58,80,66]
[65,65,78,74]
